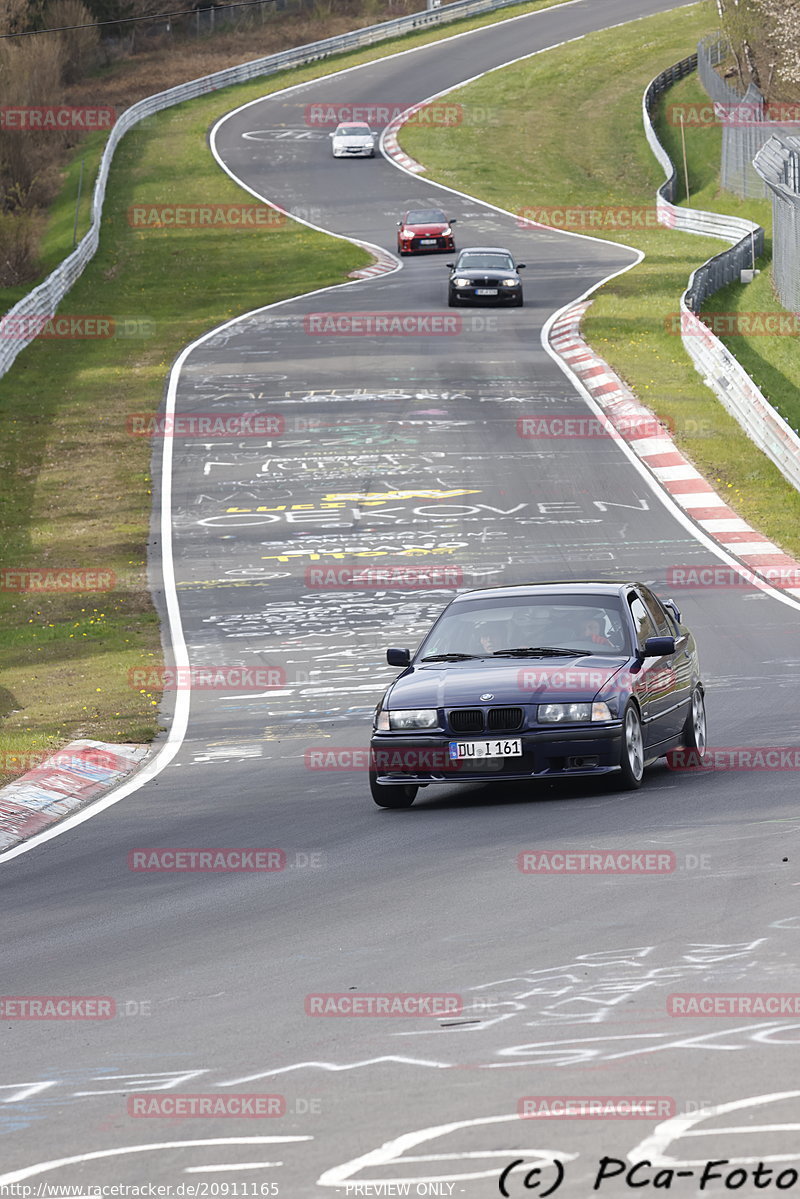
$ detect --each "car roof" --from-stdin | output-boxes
[448,581,644,605]
[336,121,371,129]
[457,246,513,254]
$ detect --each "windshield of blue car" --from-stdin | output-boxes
[406,210,447,224]
[418,595,630,659]
[456,253,514,271]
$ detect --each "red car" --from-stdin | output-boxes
[396,208,456,255]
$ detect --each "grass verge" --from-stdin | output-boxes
[399,0,800,557]
[0,0,574,778]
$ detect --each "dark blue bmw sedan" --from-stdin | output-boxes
[369,582,706,807]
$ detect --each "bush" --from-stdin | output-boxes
[0,207,37,283]
[46,0,101,83]
[0,38,67,202]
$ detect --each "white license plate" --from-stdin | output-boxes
[449,738,522,760]
[475,288,498,296]
[420,238,437,245]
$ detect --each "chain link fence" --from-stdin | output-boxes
[697,33,800,200]
[753,134,800,312]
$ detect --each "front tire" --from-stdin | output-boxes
[618,702,645,790]
[370,769,417,808]
[682,686,707,753]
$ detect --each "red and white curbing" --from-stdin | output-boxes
[0,739,149,852]
[349,241,400,279]
[550,300,800,598]
[382,108,427,175]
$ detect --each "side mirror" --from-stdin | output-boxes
[387,648,411,667]
[663,598,681,624]
[516,263,527,269]
[641,636,676,659]
[445,262,454,269]
[397,221,403,226]
[328,131,335,137]
[449,218,457,224]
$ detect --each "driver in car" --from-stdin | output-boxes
[476,621,506,654]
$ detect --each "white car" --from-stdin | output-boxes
[330,121,375,158]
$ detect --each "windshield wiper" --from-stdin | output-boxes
[490,646,584,658]
[420,652,478,662]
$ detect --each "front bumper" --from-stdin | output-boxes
[333,145,373,157]
[400,236,455,253]
[449,285,522,305]
[370,724,624,784]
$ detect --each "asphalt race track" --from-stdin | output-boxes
[3,0,800,1194]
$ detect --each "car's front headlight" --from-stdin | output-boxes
[501,277,518,287]
[388,709,439,730]
[453,277,471,287]
[538,702,612,723]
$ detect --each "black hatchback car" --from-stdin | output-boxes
[369,582,706,807]
[447,246,525,306]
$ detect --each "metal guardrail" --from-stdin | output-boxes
[753,133,800,313]
[643,61,800,495]
[0,0,531,379]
